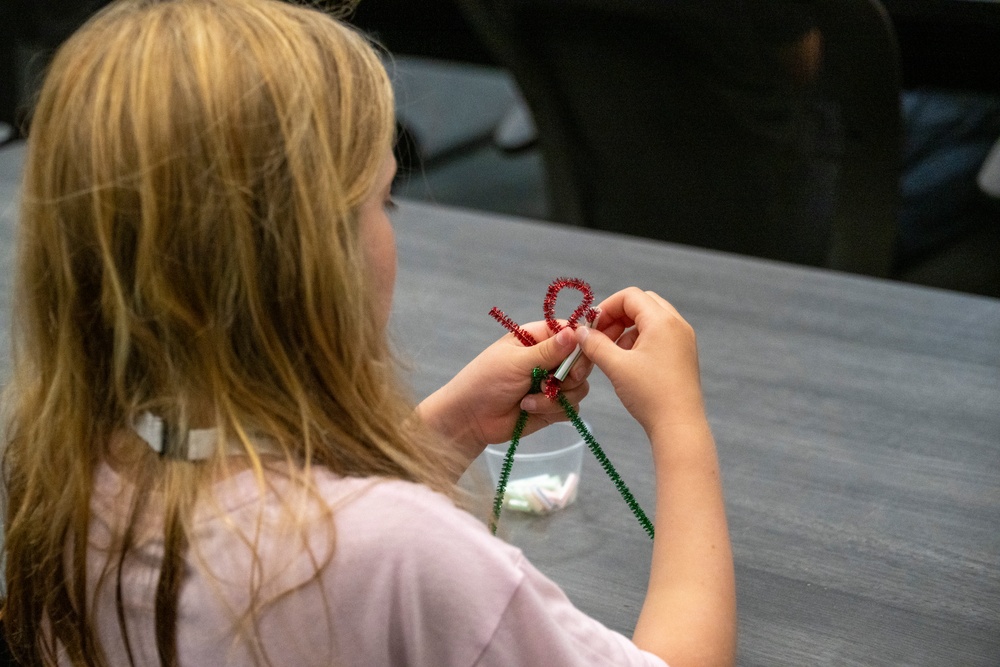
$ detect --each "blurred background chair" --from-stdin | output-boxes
[454,0,903,276]
[2,0,996,296]
[890,89,1000,296]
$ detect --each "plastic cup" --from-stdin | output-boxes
[483,421,586,514]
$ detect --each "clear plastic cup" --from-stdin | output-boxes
[483,421,586,514]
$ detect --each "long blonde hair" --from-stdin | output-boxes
[2,0,454,663]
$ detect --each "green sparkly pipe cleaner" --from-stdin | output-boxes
[489,368,654,539]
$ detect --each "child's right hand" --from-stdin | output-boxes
[576,288,707,441]
[581,289,736,666]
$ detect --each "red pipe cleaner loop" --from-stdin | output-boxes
[490,278,598,399]
[543,277,598,334]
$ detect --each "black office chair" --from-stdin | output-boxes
[454,0,902,277]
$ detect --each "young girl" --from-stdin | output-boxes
[1,1,735,665]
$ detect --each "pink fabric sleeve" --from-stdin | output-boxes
[321,477,668,667]
[473,554,668,666]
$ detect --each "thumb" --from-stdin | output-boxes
[527,327,578,370]
[575,325,619,369]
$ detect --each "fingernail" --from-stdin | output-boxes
[576,327,590,342]
[520,397,537,411]
[556,328,574,346]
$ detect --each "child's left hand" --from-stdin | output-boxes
[417,321,592,473]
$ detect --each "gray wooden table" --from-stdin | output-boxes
[389,200,1000,667]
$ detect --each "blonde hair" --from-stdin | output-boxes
[2,0,454,663]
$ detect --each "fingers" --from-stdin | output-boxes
[495,289,681,408]
[568,355,593,383]
[525,326,577,370]
[578,287,688,367]
[592,286,644,330]
[515,319,555,343]
[575,325,619,368]
[520,378,589,413]
[505,289,679,352]
[642,289,676,312]
[515,319,578,344]
[616,327,639,351]
[519,404,582,436]
[508,319,598,383]
[557,376,589,407]
[595,287,681,332]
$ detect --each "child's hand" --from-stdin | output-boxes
[583,289,735,666]
[418,320,593,469]
[576,288,707,441]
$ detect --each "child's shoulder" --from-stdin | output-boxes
[313,471,531,643]
[312,469,518,568]
[312,470,490,548]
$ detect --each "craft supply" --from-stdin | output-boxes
[557,393,654,538]
[132,412,281,460]
[502,473,579,514]
[488,307,538,347]
[552,313,600,382]
[488,278,654,539]
[491,277,600,400]
[485,420,585,516]
[490,402,532,529]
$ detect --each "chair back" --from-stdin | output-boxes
[455,0,902,275]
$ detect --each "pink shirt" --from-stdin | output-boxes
[82,462,667,666]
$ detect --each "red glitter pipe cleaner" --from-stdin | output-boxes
[542,277,599,334]
[490,277,599,398]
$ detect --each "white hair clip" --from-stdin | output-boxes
[133,412,221,460]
